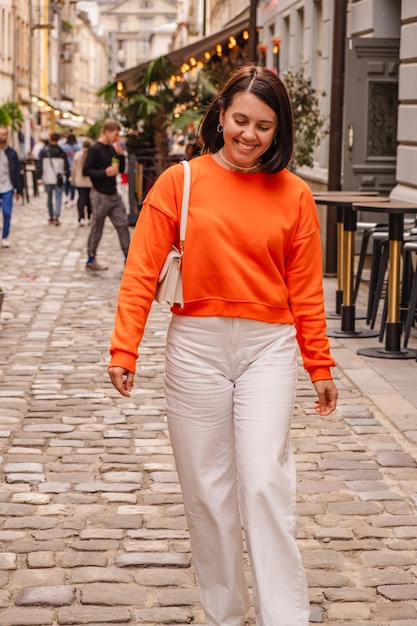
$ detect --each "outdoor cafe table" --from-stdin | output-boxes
[313,191,379,318]
[352,200,417,359]
[314,193,384,337]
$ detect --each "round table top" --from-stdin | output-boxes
[352,200,417,214]
[314,194,389,206]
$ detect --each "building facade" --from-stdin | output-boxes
[0,0,109,150]
[98,0,178,77]
[254,0,417,204]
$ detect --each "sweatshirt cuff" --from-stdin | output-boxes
[109,351,137,374]
[309,366,333,383]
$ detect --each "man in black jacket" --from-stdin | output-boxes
[0,126,23,247]
[83,119,130,270]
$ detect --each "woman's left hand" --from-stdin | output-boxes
[313,379,338,415]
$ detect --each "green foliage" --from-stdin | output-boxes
[0,108,11,127]
[282,68,328,171]
[62,20,73,32]
[117,55,220,161]
[0,102,23,130]
[86,120,103,140]
[97,81,119,104]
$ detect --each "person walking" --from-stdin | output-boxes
[62,133,80,204]
[39,133,69,225]
[0,125,23,247]
[83,119,130,271]
[71,139,92,225]
[108,64,338,626]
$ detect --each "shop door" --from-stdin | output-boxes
[343,37,399,195]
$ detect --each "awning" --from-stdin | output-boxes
[117,18,250,92]
[57,118,82,129]
[32,94,86,124]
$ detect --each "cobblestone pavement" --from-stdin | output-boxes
[0,187,417,625]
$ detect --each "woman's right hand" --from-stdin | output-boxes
[108,366,134,397]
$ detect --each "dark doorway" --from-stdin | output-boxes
[343,37,400,195]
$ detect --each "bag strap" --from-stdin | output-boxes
[47,149,56,173]
[179,160,190,254]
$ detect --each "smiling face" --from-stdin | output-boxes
[219,91,278,169]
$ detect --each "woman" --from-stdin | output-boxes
[109,64,338,626]
[71,139,92,225]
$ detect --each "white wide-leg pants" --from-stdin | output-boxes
[164,316,309,626]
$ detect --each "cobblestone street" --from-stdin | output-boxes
[0,187,417,625]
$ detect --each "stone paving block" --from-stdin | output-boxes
[124,540,169,552]
[71,539,120,551]
[95,515,143,529]
[115,552,190,568]
[60,552,109,568]
[302,550,346,570]
[375,599,417,619]
[56,606,131,623]
[361,550,417,567]
[306,570,351,588]
[377,584,417,600]
[27,552,56,568]
[15,584,76,606]
[5,473,46,484]
[376,451,417,467]
[326,601,372,619]
[323,587,375,602]
[326,501,383,515]
[69,567,133,584]
[81,582,146,605]
[157,589,200,606]
[134,607,193,623]
[145,517,188,530]
[0,554,16,570]
[0,607,55,624]
[133,569,190,587]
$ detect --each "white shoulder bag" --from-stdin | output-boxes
[154,160,190,307]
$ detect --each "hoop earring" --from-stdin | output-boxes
[217,123,223,133]
[273,137,277,146]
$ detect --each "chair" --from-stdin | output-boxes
[403,241,417,348]
[353,222,388,303]
[375,231,417,342]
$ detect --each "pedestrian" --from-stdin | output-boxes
[108,64,338,626]
[0,125,23,247]
[83,119,130,270]
[31,137,47,180]
[185,142,199,160]
[71,139,92,225]
[39,133,69,225]
[62,133,80,204]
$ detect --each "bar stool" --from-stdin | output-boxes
[354,222,388,302]
[367,231,390,326]
[403,240,417,348]
[374,230,417,341]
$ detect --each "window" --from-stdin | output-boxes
[139,17,153,31]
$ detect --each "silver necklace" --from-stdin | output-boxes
[219,148,260,173]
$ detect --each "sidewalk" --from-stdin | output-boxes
[0,187,417,625]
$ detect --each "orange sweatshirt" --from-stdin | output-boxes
[110,154,335,382]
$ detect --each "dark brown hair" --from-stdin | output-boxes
[103,119,121,132]
[198,64,293,174]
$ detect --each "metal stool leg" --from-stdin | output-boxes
[370,240,389,329]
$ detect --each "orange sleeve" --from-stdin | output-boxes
[109,165,184,372]
[284,189,335,382]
